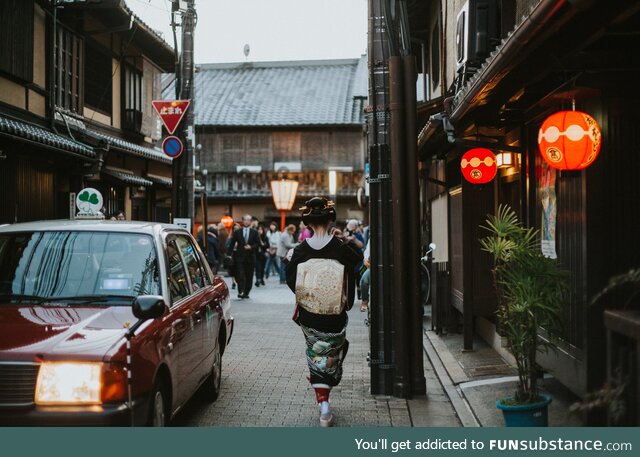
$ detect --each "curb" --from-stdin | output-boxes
[422,329,481,427]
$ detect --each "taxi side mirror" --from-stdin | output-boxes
[132,295,167,320]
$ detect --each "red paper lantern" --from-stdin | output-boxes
[537,110,601,170]
[460,148,497,184]
[221,215,234,230]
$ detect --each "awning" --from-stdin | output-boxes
[102,167,153,187]
[145,173,173,188]
[88,130,171,164]
[0,114,95,159]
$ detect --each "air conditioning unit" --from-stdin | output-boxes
[456,0,500,72]
[274,162,302,172]
[236,165,262,173]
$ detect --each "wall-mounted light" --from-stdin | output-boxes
[496,151,513,168]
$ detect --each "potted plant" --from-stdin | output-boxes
[479,205,568,426]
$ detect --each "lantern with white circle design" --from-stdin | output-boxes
[538,110,601,170]
[460,148,497,184]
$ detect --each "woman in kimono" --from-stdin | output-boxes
[285,197,363,427]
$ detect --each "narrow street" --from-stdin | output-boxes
[174,276,460,427]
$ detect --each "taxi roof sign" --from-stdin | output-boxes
[76,188,104,219]
[152,100,190,134]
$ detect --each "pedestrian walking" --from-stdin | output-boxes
[224,234,236,289]
[265,222,281,280]
[229,215,259,299]
[298,221,312,242]
[217,222,229,258]
[204,226,221,274]
[359,240,370,312]
[254,224,268,287]
[277,224,298,284]
[284,197,363,427]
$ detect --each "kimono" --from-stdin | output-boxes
[285,236,363,387]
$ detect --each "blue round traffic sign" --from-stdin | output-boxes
[163,135,183,158]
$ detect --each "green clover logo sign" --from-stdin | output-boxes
[75,188,103,215]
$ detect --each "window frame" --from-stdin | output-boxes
[0,0,34,83]
[174,234,210,292]
[122,63,143,132]
[84,38,113,116]
[54,24,83,113]
[163,234,193,306]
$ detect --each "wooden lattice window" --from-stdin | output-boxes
[55,26,83,112]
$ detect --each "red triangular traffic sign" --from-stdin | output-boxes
[152,100,191,135]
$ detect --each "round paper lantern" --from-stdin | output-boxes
[460,148,497,184]
[538,110,601,170]
[221,215,234,230]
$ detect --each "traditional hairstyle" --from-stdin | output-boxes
[299,196,336,226]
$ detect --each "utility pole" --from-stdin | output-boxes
[367,0,425,398]
[172,0,196,223]
[367,0,394,395]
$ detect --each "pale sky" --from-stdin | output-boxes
[127,0,368,64]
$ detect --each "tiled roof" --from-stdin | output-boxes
[90,131,171,164]
[102,167,154,187]
[166,56,368,127]
[0,114,95,158]
[145,173,173,188]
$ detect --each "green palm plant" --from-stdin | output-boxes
[480,205,568,404]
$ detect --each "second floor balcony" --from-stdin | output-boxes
[203,170,364,200]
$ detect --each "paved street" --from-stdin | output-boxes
[173,275,460,427]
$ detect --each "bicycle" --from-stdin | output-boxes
[420,242,436,306]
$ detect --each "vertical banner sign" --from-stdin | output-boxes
[152,100,191,134]
[69,192,76,220]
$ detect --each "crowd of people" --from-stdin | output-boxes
[196,214,370,304]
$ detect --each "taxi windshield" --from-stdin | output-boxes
[0,231,160,303]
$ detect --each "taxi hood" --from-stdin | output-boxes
[0,304,137,362]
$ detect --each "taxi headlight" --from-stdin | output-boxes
[35,362,103,405]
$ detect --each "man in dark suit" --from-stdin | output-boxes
[229,214,259,298]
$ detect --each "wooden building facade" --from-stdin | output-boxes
[407,0,640,422]
[0,0,174,224]
[183,59,368,225]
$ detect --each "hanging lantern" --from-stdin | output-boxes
[221,214,234,230]
[538,110,601,170]
[460,148,497,184]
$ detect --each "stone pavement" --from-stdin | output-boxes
[173,275,460,427]
[423,313,584,427]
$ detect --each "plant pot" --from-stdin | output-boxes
[496,394,552,427]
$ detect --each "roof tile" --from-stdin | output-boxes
[166,57,367,127]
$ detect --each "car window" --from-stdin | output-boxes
[175,236,206,291]
[190,238,212,286]
[0,231,160,301]
[166,239,190,303]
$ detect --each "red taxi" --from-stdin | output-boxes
[0,220,233,426]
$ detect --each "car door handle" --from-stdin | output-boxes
[174,318,188,334]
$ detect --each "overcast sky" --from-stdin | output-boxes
[127,0,368,64]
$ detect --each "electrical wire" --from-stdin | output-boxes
[86,0,167,123]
